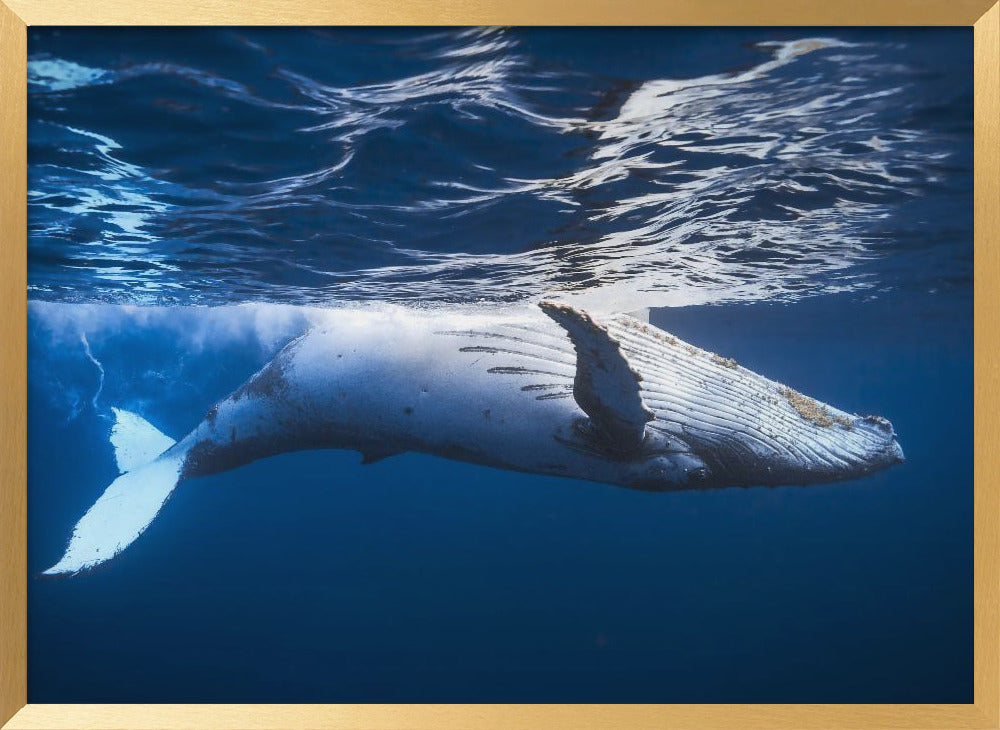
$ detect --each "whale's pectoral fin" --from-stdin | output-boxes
[539,301,654,453]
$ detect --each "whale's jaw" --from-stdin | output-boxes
[703,415,905,489]
[685,410,906,490]
[613,406,903,494]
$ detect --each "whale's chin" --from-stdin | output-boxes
[705,430,904,490]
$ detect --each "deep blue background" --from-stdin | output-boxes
[26,28,972,703]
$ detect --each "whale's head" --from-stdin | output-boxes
[594,316,905,491]
[688,408,905,490]
[620,399,904,492]
[533,305,904,493]
[634,369,904,490]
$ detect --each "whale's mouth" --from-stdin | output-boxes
[672,411,905,490]
[768,415,905,487]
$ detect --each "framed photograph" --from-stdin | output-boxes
[2,2,997,729]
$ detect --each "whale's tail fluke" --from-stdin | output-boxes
[42,409,184,577]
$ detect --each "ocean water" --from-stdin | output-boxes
[26,28,972,702]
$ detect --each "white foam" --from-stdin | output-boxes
[28,58,111,92]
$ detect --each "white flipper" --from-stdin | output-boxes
[43,410,183,576]
[110,407,176,473]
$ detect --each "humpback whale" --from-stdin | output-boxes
[44,302,903,576]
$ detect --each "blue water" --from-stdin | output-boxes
[26,28,972,702]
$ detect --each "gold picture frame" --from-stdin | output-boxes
[2,2,997,728]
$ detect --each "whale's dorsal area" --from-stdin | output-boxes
[42,301,904,576]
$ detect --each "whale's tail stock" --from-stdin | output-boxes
[42,408,186,577]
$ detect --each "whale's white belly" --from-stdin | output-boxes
[278,308,589,473]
